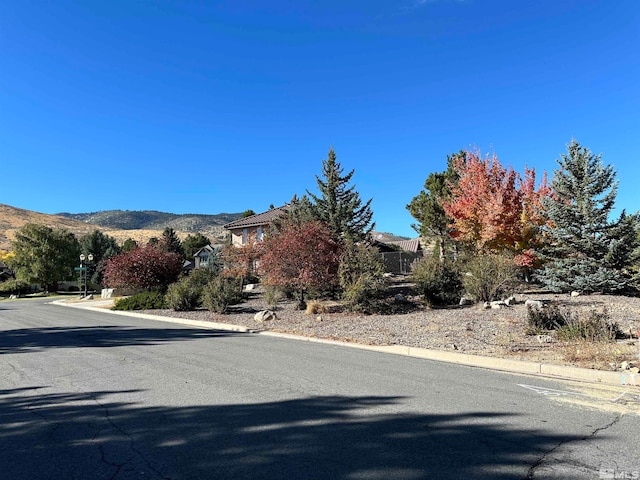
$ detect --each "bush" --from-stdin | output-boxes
[165,280,202,311]
[556,308,621,342]
[305,300,327,315]
[462,254,518,302]
[264,285,286,309]
[202,276,244,313]
[112,291,167,310]
[526,303,568,333]
[164,268,220,312]
[339,242,387,312]
[411,256,463,306]
[0,279,30,296]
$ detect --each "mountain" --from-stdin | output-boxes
[57,210,242,233]
[0,204,242,251]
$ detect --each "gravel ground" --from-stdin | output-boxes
[142,281,640,371]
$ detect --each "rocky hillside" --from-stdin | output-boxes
[57,210,241,232]
[0,204,241,251]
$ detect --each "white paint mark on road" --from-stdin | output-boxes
[517,384,586,397]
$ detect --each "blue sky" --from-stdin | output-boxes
[1,0,639,237]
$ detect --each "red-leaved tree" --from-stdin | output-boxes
[259,221,342,309]
[442,149,551,271]
[102,245,183,291]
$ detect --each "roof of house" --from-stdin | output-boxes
[384,238,422,253]
[193,244,225,257]
[223,205,288,230]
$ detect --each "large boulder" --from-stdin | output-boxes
[254,310,277,322]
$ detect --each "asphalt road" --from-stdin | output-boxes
[1,298,638,480]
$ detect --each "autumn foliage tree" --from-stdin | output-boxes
[220,238,264,282]
[259,221,342,309]
[102,245,183,291]
[442,149,551,273]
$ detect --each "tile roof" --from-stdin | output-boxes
[223,205,288,230]
[384,238,422,253]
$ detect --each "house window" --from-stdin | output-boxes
[200,254,209,267]
[242,228,248,245]
[257,227,263,241]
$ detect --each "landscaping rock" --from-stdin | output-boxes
[571,291,581,297]
[254,310,277,322]
[505,296,518,306]
[525,299,544,309]
[490,301,508,309]
[394,293,406,303]
[459,297,474,306]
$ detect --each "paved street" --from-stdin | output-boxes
[1,298,638,479]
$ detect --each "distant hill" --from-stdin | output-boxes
[371,231,411,243]
[57,210,242,233]
[0,204,242,251]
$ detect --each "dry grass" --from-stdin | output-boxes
[559,340,639,370]
[0,203,191,250]
[305,300,328,315]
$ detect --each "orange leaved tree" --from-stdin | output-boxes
[442,149,551,276]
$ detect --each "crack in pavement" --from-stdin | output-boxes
[525,414,623,479]
[98,401,172,480]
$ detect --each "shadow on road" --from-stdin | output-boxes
[0,387,596,479]
[0,325,244,353]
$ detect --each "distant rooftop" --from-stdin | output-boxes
[223,205,288,230]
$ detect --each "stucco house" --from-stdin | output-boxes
[223,205,288,247]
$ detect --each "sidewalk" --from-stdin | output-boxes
[55,298,639,388]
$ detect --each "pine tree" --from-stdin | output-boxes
[307,148,375,242]
[406,152,461,261]
[537,140,640,293]
[159,227,185,258]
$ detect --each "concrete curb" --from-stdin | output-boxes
[54,299,633,387]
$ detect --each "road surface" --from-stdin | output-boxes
[1,298,638,479]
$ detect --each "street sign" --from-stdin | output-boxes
[74,267,87,271]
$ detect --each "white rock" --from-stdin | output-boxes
[525,299,544,309]
[254,310,277,322]
[490,301,508,309]
[571,291,581,297]
[459,297,474,306]
[505,296,518,306]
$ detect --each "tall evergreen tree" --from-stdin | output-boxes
[159,227,185,258]
[537,140,640,293]
[182,232,212,259]
[306,148,375,242]
[273,194,316,232]
[406,152,462,260]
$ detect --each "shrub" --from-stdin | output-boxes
[165,268,220,312]
[165,280,202,311]
[305,300,327,315]
[411,256,463,306]
[526,303,569,333]
[461,253,518,302]
[0,279,30,296]
[339,242,387,312]
[556,308,621,342]
[264,285,285,309]
[202,276,244,313]
[112,291,167,310]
